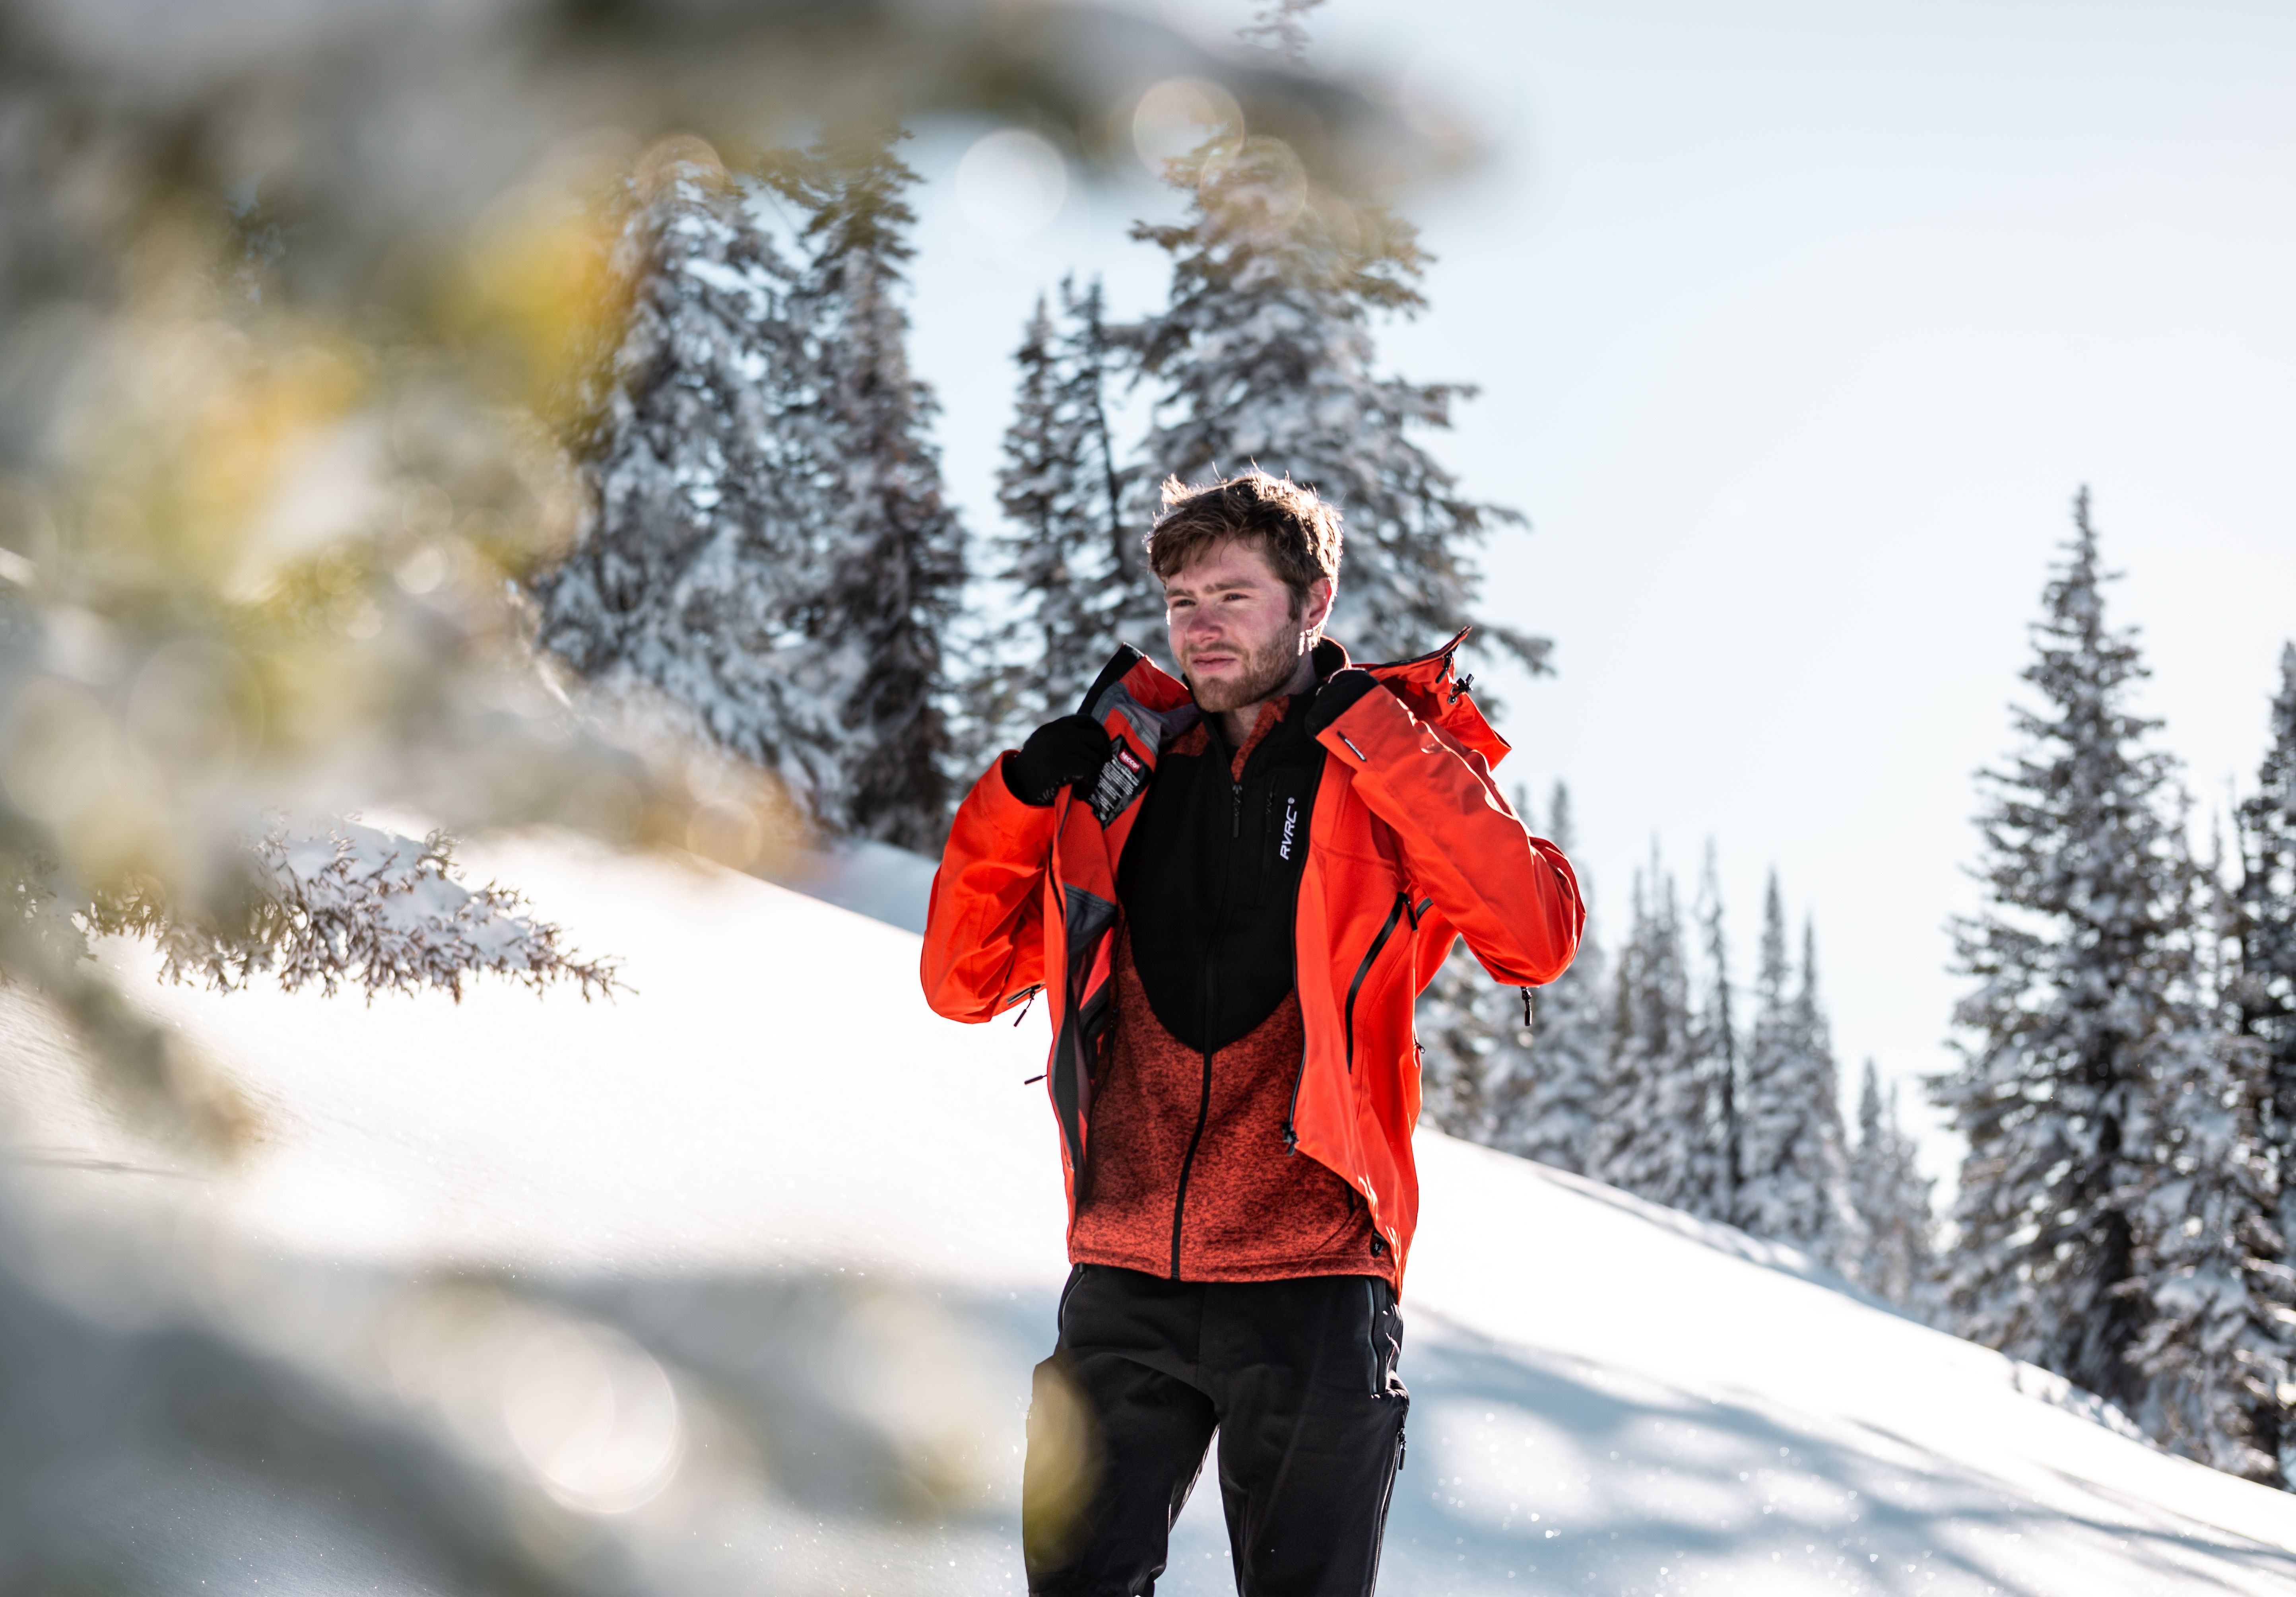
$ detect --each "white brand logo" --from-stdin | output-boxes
[1279,795,1299,861]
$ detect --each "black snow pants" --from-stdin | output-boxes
[1023,1265,1410,1597]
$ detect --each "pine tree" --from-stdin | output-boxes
[2238,645,2296,1249]
[975,276,1158,751]
[1593,857,1722,1214]
[1692,843,1743,1207]
[1735,879,1855,1260]
[1416,945,1516,1145]
[532,152,843,808]
[1508,781,1609,1173]
[1795,922,1858,1255]
[772,126,967,849]
[1735,879,1792,1229]
[1932,490,2184,1414]
[1847,1059,1938,1314]
[1125,11,1543,673]
[2127,816,2291,1483]
[1418,788,1533,1145]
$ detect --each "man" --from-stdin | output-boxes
[922,471,1583,1595]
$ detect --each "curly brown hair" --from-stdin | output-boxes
[1144,470,1343,615]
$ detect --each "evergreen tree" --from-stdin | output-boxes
[1846,1059,1938,1314]
[772,126,966,849]
[975,276,1157,752]
[1125,10,1543,672]
[1795,922,1858,1253]
[1736,879,1855,1260]
[2128,818,2291,1483]
[1692,842,1743,1207]
[1416,943,1517,1146]
[532,152,842,808]
[1737,878,1799,1234]
[2237,645,2296,1248]
[1418,780,1612,1175]
[1419,787,1534,1146]
[1593,856,1721,1214]
[1932,490,2184,1414]
[1508,781,1610,1173]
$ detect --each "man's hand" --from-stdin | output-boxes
[1304,668,1388,738]
[1005,714,1114,806]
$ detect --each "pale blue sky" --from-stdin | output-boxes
[902,0,2296,1180]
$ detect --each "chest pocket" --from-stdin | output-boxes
[1238,761,1320,914]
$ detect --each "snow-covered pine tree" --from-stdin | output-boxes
[1932,490,2185,1414]
[1847,1059,1938,1314]
[2128,815,2292,1483]
[1590,870,1653,1190]
[2238,645,2296,1251]
[975,275,1158,752]
[1415,942,1516,1145]
[1692,842,1743,1207]
[1508,780,1609,1173]
[1418,790,1532,1144]
[1125,8,1542,673]
[1735,880,1855,1261]
[1795,922,1858,1253]
[1593,855,1724,1215]
[1737,877,1799,1237]
[532,148,843,810]
[772,126,967,849]
[88,821,618,1002]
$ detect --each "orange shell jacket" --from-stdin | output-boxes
[920,633,1585,1286]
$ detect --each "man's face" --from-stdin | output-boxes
[1163,539,1333,715]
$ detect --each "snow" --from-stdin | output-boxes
[5,831,2295,1594]
[758,834,939,935]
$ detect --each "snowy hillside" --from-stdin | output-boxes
[4,833,2295,1595]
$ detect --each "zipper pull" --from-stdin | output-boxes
[1011,986,1041,1027]
[1232,780,1243,837]
[1521,987,1533,1028]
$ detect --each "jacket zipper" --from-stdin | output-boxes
[1281,773,1306,1150]
[1344,891,1409,1073]
[1364,1278,1383,1394]
[1169,771,1244,1279]
[1282,1036,1308,1151]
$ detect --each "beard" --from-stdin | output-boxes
[1187,628,1303,715]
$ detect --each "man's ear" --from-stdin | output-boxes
[1300,578,1335,639]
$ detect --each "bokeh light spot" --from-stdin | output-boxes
[499,1319,683,1515]
[954,129,1068,240]
[1130,78,1241,174]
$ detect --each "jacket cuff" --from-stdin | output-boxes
[970,754,1063,839]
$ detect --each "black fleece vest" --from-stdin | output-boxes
[1115,696,1327,1054]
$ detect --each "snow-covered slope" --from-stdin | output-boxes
[4,834,2294,1595]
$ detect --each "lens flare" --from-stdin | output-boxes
[954,128,1069,239]
[1130,78,1242,173]
[499,1319,683,1515]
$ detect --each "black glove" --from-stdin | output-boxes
[1304,668,1386,737]
[1005,714,1113,806]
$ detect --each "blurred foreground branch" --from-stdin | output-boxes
[87,820,621,1002]
[0,0,1424,1135]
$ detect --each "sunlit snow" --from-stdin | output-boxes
[3,832,2292,1594]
